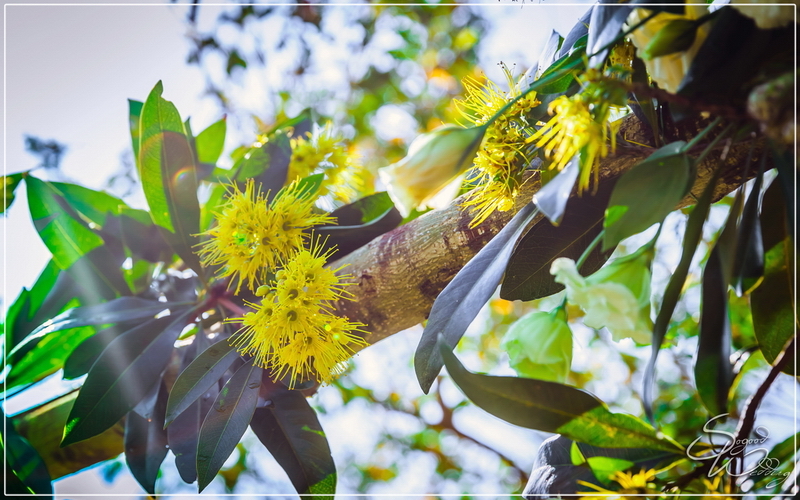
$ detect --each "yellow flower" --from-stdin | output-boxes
[578,469,661,499]
[197,178,334,293]
[378,125,485,218]
[626,5,710,93]
[229,239,366,388]
[454,66,540,226]
[527,94,608,192]
[288,123,371,204]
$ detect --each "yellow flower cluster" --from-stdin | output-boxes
[578,469,661,499]
[527,70,626,192]
[197,179,334,293]
[289,123,371,205]
[231,240,367,388]
[455,65,540,227]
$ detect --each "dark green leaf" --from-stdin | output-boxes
[603,142,692,251]
[415,203,540,394]
[694,247,733,415]
[63,320,146,380]
[7,297,174,366]
[327,191,396,226]
[2,172,25,214]
[169,332,218,484]
[643,170,718,421]
[197,359,262,492]
[124,382,169,494]
[536,31,563,78]
[128,99,143,159]
[6,323,95,389]
[138,81,203,276]
[502,179,614,301]
[47,180,125,226]
[63,244,130,303]
[587,3,634,67]
[752,179,796,374]
[316,206,402,260]
[534,155,579,225]
[733,166,765,294]
[195,118,227,165]
[536,42,586,95]
[236,133,292,201]
[5,259,66,352]
[62,308,193,446]
[251,379,336,497]
[1,408,53,494]
[165,338,239,425]
[440,340,682,452]
[117,208,173,263]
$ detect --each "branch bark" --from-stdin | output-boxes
[11,113,766,480]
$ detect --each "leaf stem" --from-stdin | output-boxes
[576,229,604,271]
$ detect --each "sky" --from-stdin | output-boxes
[2,2,594,496]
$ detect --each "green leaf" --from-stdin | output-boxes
[1,409,53,494]
[587,456,634,483]
[415,203,540,394]
[61,308,193,446]
[440,340,682,452]
[197,359,262,492]
[694,247,733,415]
[603,141,692,251]
[236,133,292,200]
[2,172,25,214]
[124,382,169,494]
[63,320,147,380]
[138,81,203,276]
[47,181,125,226]
[128,99,144,159]
[165,338,239,425]
[26,175,104,269]
[250,380,336,497]
[168,331,218,484]
[4,259,65,352]
[732,166,765,294]
[327,191,396,226]
[752,179,796,374]
[535,42,586,95]
[536,30,563,77]
[643,170,718,421]
[6,296,174,366]
[195,117,227,165]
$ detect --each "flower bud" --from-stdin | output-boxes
[378,125,485,217]
[551,248,653,344]
[501,307,573,383]
[641,19,699,60]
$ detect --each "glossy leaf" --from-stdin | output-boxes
[26,175,104,269]
[139,81,203,276]
[117,208,173,263]
[502,179,613,301]
[440,340,682,452]
[47,180,125,226]
[196,359,263,492]
[732,166,765,295]
[195,117,227,165]
[536,30,563,78]
[752,179,796,374]
[7,296,173,366]
[169,332,218,483]
[1,409,53,494]
[603,142,692,251]
[2,172,25,214]
[63,320,147,380]
[128,99,143,159]
[316,206,403,260]
[694,247,733,415]
[327,191,396,226]
[250,379,336,497]
[643,171,718,420]
[236,133,292,200]
[125,382,169,494]
[536,40,586,95]
[587,3,634,68]
[165,338,239,425]
[5,259,67,352]
[62,308,193,446]
[415,203,539,394]
[534,155,579,225]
